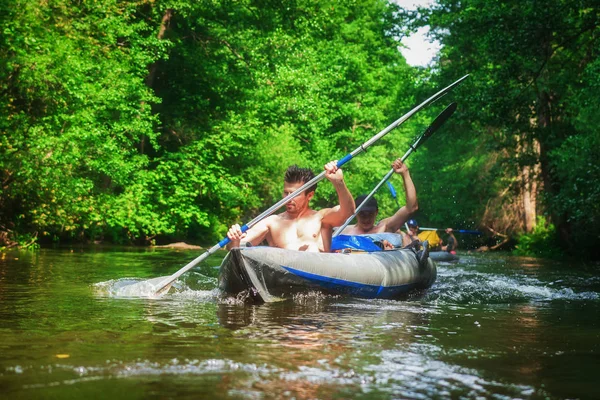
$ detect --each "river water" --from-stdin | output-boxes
[0,247,598,399]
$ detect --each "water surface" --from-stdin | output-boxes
[0,247,598,399]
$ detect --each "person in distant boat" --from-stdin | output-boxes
[440,228,458,254]
[402,219,421,247]
[226,161,355,253]
[338,159,418,239]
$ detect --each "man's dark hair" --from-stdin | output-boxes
[285,165,317,194]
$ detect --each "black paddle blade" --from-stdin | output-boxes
[412,102,458,151]
[424,102,457,139]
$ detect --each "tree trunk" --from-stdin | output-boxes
[517,133,540,233]
[146,9,173,89]
[522,163,536,232]
[537,90,572,248]
[140,8,173,155]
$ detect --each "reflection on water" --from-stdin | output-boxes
[0,248,599,399]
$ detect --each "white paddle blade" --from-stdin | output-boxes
[154,277,176,297]
[115,276,173,298]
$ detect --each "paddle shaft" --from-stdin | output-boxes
[334,102,458,236]
[419,227,482,234]
[153,75,469,295]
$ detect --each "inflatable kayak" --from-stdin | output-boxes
[429,251,459,262]
[218,246,437,303]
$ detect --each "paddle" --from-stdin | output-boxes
[419,227,482,235]
[117,74,469,298]
[334,102,458,236]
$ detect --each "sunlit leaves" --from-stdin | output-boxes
[1,0,420,245]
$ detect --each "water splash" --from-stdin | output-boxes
[93,278,167,298]
[430,265,600,304]
[94,271,219,299]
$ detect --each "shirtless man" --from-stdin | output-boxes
[226,161,355,252]
[338,159,417,237]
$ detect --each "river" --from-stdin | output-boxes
[1,247,598,399]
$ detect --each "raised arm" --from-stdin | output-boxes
[380,159,418,233]
[321,160,355,228]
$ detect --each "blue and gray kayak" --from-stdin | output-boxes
[429,251,460,262]
[219,246,437,302]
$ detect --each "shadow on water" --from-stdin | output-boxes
[1,247,599,399]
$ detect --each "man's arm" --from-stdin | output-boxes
[379,159,418,233]
[321,160,355,228]
[226,219,270,250]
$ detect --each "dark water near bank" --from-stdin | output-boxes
[1,247,599,399]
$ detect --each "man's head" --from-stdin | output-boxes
[407,219,419,235]
[355,195,379,229]
[284,165,317,193]
[283,165,316,214]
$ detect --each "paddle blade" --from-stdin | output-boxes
[154,277,176,296]
[114,276,173,298]
[414,102,458,149]
[425,102,457,139]
[386,181,398,198]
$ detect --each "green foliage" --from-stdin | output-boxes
[411,0,600,258]
[0,230,39,250]
[513,216,562,259]
[0,0,416,246]
[143,0,417,240]
[1,0,597,261]
[410,115,500,232]
[548,121,600,259]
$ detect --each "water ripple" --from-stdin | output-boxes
[429,265,600,304]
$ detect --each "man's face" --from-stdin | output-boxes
[357,209,378,229]
[283,181,313,213]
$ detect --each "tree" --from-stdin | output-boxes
[0,0,166,242]
[1,0,420,245]
[413,0,600,257]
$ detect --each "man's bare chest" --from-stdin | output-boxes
[274,215,323,241]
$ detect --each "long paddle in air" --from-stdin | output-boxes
[117,75,469,297]
[334,102,458,236]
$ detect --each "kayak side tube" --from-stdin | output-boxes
[219,247,437,302]
[429,251,459,262]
